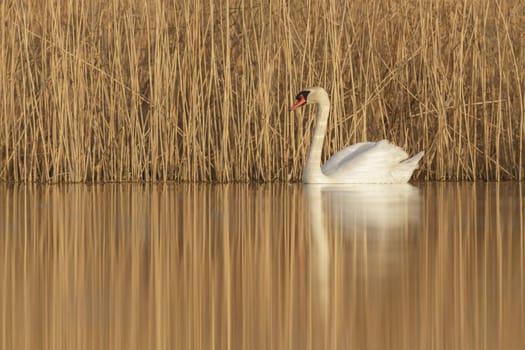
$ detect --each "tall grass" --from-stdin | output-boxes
[1,0,524,182]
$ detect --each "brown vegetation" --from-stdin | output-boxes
[1,0,524,182]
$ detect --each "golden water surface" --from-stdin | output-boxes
[1,183,524,350]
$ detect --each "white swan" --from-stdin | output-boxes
[291,87,424,183]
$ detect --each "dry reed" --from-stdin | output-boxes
[1,0,524,182]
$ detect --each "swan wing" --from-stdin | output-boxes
[321,142,377,175]
[323,140,416,182]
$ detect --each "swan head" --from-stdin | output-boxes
[290,87,329,111]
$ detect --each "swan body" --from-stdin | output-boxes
[291,87,424,184]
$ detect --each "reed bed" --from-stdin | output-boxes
[1,0,524,182]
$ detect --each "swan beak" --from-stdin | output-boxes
[290,96,307,111]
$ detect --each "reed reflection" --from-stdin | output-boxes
[0,183,523,350]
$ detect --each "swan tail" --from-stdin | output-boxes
[392,151,424,182]
[404,151,424,167]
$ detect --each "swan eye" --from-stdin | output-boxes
[295,90,310,101]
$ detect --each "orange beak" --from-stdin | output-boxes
[290,96,307,111]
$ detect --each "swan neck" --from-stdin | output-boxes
[303,100,330,182]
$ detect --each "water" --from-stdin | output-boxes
[1,183,524,349]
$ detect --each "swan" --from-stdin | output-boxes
[291,87,424,183]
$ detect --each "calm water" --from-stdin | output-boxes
[1,183,524,350]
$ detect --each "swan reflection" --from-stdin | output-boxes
[305,184,423,327]
[305,184,422,235]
